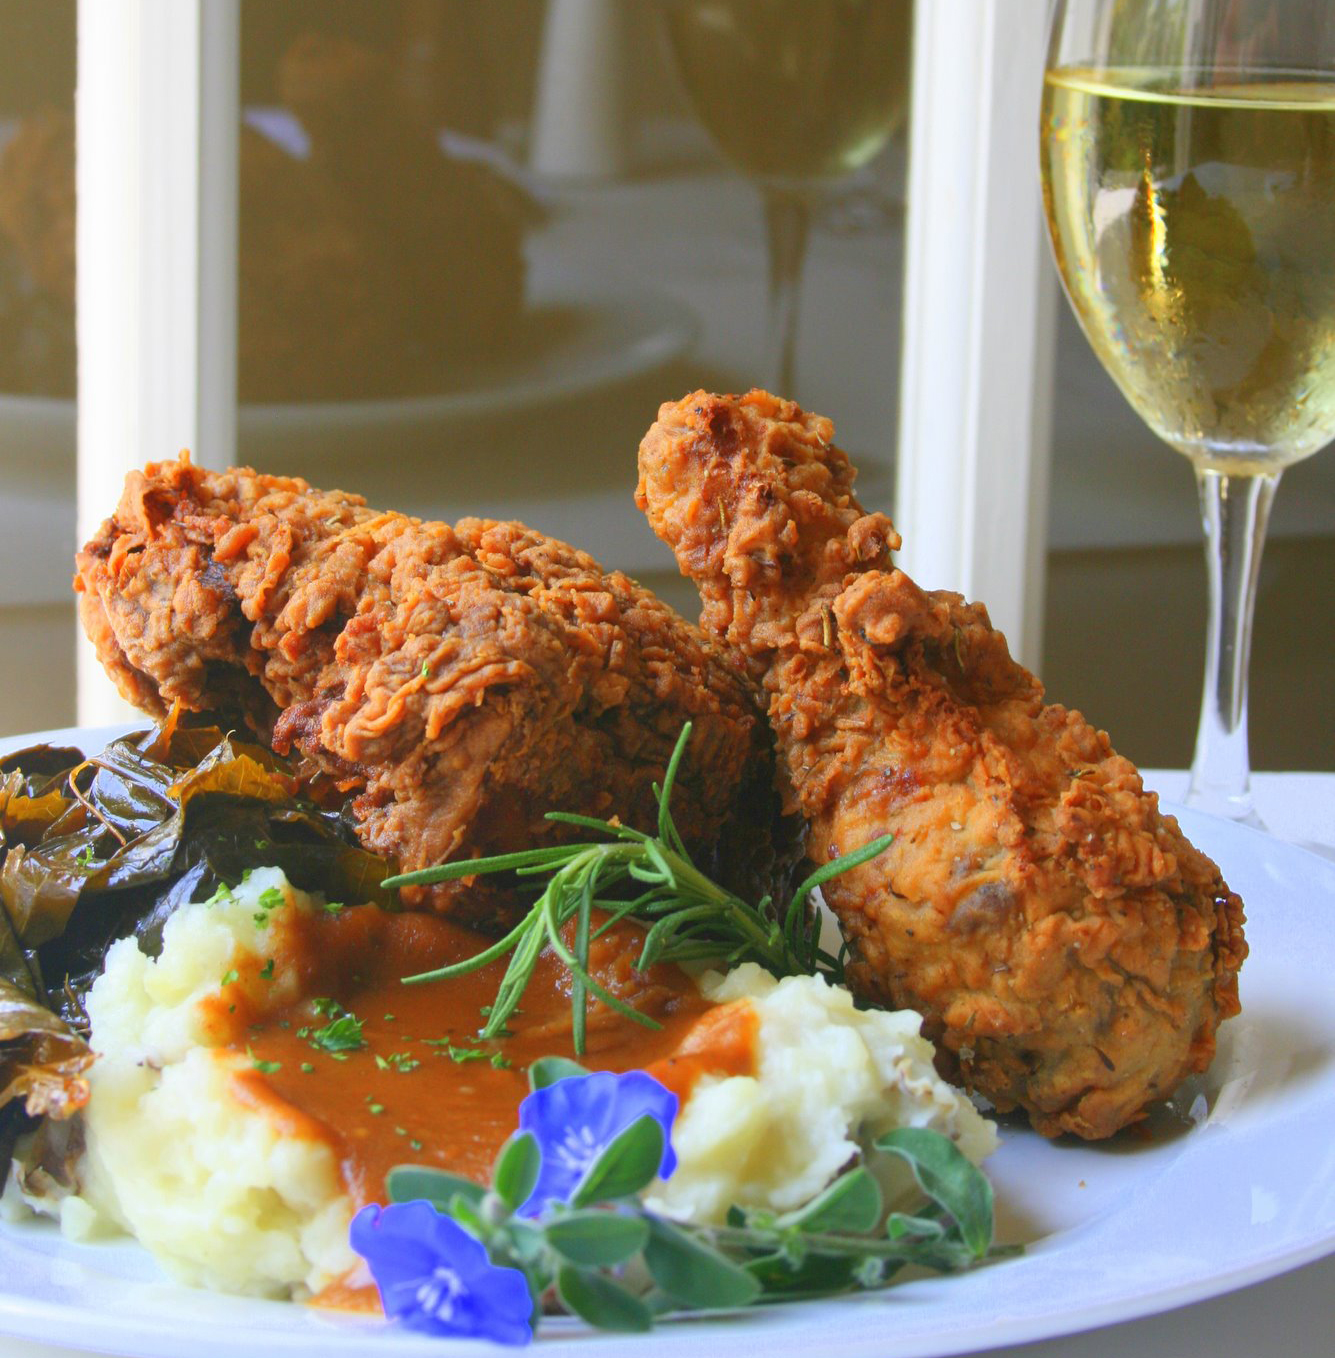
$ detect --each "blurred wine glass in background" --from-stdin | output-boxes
[660,0,912,398]
[1041,0,1335,824]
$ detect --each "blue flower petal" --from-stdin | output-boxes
[350,1201,533,1346]
[517,1070,678,1214]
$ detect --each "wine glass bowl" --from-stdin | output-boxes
[659,0,912,396]
[1040,1,1335,822]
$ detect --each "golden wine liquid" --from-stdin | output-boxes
[1041,67,1335,472]
[664,0,912,183]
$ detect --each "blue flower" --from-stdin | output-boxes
[517,1069,678,1215]
[350,1200,533,1346]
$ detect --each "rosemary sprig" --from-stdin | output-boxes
[382,723,892,1054]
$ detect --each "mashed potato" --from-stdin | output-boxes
[647,964,996,1223]
[5,870,995,1299]
[39,868,358,1297]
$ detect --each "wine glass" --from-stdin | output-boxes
[660,0,912,397]
[1040,0,1335,824]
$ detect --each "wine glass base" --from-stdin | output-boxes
[1181,785,1267,833]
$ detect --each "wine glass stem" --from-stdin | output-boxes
[1186,466,1281,824]
[762,185,813,397]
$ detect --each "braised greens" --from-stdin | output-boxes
[0,719,396,1177]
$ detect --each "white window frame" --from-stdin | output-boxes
[896,0,1056,669]
[75,0,238,723]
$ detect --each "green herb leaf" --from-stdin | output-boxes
[642,1214,761,1309]
[885,1212,946,1242]
[256,886,284,913]
[874,1128,993,1258]
[545,1211,648,1268]
[571,1115,665,1207]
[527,1055,590,1091]
[247,1047,280,1075]
[744,1249,860,1296]
[219,968,239,988]
[309,1013,366,1053]
[258,958,274,980]
[386,1164,486,1212]
[491,1132,541,1213]
[778,1165,883,1235]
[555,1265,652,1333]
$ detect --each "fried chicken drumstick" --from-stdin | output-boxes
[75,457,796,924]
[637,390,1246,1139]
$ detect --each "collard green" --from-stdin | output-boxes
[0,718,398,1179]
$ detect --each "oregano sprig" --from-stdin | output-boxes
[359,1066,1014,1342]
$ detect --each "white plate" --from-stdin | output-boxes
[1,726,1332,1358]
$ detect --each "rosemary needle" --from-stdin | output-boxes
[384,723,892,1055]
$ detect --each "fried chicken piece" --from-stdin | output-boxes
[636,390,1246,1139]
[74,456,797,927]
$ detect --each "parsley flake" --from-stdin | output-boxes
[247,1048,281,1075]
[259,958,275,980]
[311,1014,366,1053]
[220,969,239,987]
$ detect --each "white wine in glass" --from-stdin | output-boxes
[1040,2,1335,823]
[661,0,912,395]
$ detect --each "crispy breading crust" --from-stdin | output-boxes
[637,389,1246,1139]
[75,456,798,926]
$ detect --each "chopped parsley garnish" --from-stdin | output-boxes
[425,1037,510,1066]
[247,1048,281,1074]
[311,1014,366,1053]
[435,1042,488,1063]
[409,1139,423,1152]
[220,969,239,987]
[77,844,96,867]
[375,1051,421,1073]
[259,958,275,980]
[300,1062,314,1073]
[303,998,367,1053]
[368,1102,385,1116]
[207,882,235,906]
[252,885,285,928]
[321,900,345,915]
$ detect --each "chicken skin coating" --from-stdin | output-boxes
[636,390,1246,1139]
[75,456,796,926]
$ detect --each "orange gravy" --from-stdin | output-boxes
[209,905,758,1216]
